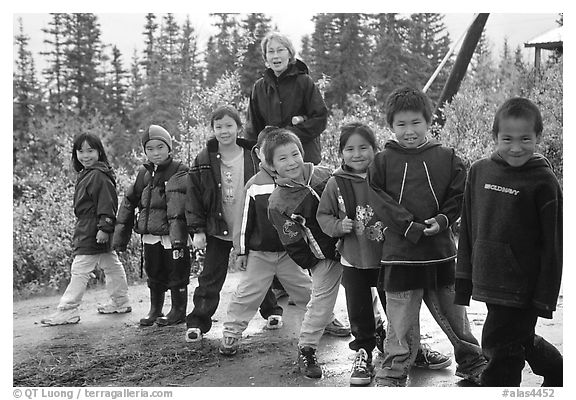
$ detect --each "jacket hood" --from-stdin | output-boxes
[275,162,314,188]
[490,151,552,170]
[384,137,442,154]
[264,59,310,82]
[259,162,278,180]
[206,136,256,152]
[333,164,368,183]
[82,161,116,183]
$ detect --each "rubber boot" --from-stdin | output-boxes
[139,288,165,326]
[156,287,187,326]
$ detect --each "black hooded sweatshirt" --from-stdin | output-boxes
[455,152,563,319]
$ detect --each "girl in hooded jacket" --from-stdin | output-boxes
[41,133,131,326]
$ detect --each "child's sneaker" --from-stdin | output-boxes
[265,315,283,330]
[323,317,351,337]
[97,301,132,314]
[455,357,487,385]
[375,323,386,353]
[298,346,322,379]
[40,308,81,326]
[185,327,203,343]
[414,344,452,369]
[350,348,375,386]
[219,336,239,356]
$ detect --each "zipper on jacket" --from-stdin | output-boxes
[143,165,156,233]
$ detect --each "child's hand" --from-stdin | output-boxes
[96,230,109,244]
[423,218,440,236]
[235,255,248,271]
[193,232,207,250]
[340,217,354,234]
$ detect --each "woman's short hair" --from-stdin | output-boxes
[261,32,295,63]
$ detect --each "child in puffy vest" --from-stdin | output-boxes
[41,133,131,326]
[113,125,190,327]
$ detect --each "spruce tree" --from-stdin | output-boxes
[14,18,43,148]
[63,13,105,116]
[238,13,272,97]
[41,13,68,112]
[205,13,240,86]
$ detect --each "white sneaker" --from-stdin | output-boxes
[97,301,132,314]
[41,308,81,326]
[265,315,283,330]
[185,327,202,343]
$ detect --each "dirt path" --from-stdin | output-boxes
[13,272,563,387]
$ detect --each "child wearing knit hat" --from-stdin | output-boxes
[113,124,191,327]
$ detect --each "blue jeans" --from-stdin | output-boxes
[423,284,484,369]
[376,288,422,382]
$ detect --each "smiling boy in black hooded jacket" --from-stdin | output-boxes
[455,97,563,387]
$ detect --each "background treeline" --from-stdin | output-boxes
[13,13,563,297]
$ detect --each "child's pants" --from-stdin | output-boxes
[341,266,387,354]
[423,284,484,368]
[58,252,130,310]
[144,242,191,291]
[186,235,232,333]
[298,259,343,349]
[481,304,563,387]
[223,251,312,338]
[377,288,422,382]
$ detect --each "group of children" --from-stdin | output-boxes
[39,31,562,388]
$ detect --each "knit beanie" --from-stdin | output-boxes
[142,125,172,151]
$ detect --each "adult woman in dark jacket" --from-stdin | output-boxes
[245,32,328,165]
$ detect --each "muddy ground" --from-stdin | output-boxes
[13,271,563,388]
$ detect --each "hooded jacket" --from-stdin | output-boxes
[113,157,189,250]
[455,152,563,318]
[73,161,118,255]
[317,165,385,269]
[267,163,338,269]
[367,138,466,265]
[245,59,328,165]
[186,137,258,237]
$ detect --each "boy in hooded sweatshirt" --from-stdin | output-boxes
[455,97,563,387]
[367,86,486,386]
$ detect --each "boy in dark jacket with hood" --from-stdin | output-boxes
[113,125,190,327]
[368,86,486,386]
[455,97,563,387]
